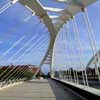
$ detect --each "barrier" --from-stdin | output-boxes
[52,78,100,100]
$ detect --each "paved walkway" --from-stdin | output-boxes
[0,79,85,100]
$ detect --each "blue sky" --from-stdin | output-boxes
[0,0,99,72]
[0,0,50,67]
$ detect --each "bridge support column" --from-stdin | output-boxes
[50,56,54,78]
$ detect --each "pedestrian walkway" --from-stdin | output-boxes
[0,79,85,100]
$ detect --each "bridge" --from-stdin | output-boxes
[0,0,100,100]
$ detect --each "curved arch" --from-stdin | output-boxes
[18,0,97,73]
[19,0,57,67]
[86,50,100,68]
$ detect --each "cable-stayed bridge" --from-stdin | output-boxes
[0,0,100,100]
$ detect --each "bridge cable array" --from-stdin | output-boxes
[0,0,49,84]
[82,8,100,81]
[52,5,100,88]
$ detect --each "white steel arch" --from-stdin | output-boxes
[16,0,97,74]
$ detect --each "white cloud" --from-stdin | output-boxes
[0,41,3,44]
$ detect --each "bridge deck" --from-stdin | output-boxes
[0,79,85,100]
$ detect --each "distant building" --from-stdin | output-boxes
[29,65,40,74]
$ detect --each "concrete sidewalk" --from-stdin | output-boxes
[0,79,85,100]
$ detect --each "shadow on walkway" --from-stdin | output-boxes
[48,79,86,100]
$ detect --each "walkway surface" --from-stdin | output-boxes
[0,79,85,100]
